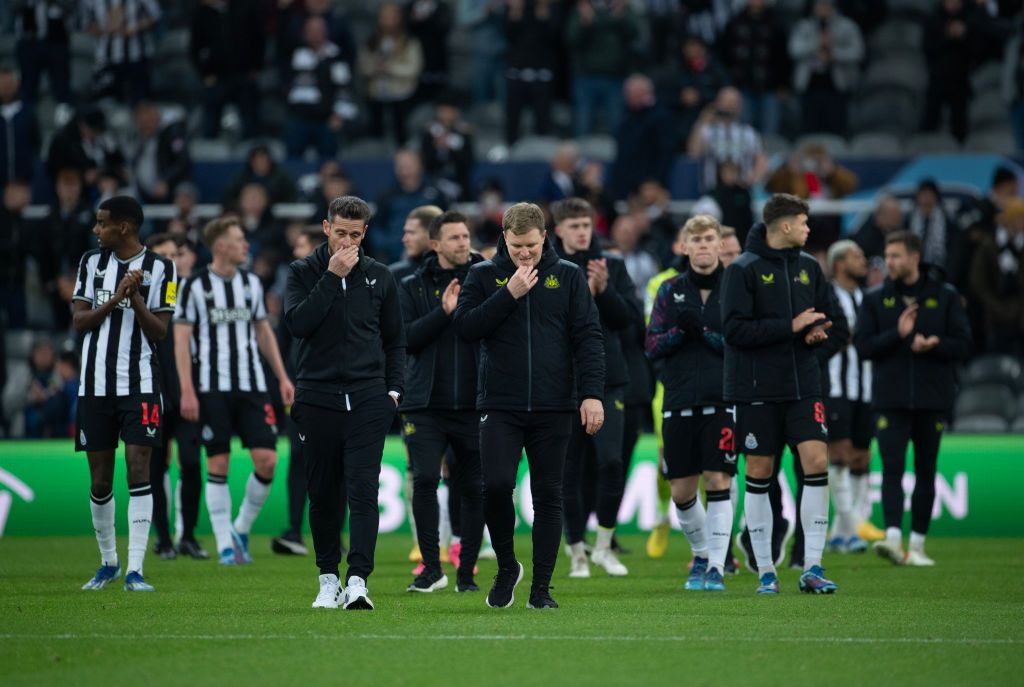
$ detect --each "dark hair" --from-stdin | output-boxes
[763,193,809,227]
[885,230,922,255]
[916,178,940,198]
[146,232,185,249]
[429,210,469,240]
[98,195,144,231]
[327,195,372,224]
[992,166,1016,188]
[298,224,326,246]
[551,197,593,224]
[202,215,242,247]
[59,350,80,372]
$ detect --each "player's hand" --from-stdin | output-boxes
[804,320,832,345]
[911,333,940,353]
[115,270,143,301]
[587,258,609,294]
[898,303,918,339]
[442,279,460,315]
[580,398,604,436]
[328,245,359,278]
[677,307,704,337]
[279,378,295,406]
[180,389,200,422]
[507,265,538,299]
[791,308,823,333]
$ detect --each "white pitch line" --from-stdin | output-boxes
[0,633,1020,646]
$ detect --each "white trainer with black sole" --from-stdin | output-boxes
[312,574,341,609]
[343,575,374,610]
[567,541,590,578]
[591,547,628,576]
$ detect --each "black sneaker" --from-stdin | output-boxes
[526,586,559,609]
[176,538,210,560]
[153,542,177,560]
[407,566,449,593]
[486,561,524,608]
[456,576,480,592]
[772,517,791,567]
[736,528,757,574]
[271,531,309,556]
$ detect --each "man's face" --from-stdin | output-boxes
[323,217,367,254]
[135,105,160,137]
[56,170,82,206]
[916,188,937,214]
[781,213,811,247]
[217,225,250,266]
[293,234,314,259]
[402,219,431,258]
[3,182,30,213]
[432,222,471,267]
[93,209,124,248]
[395,153,422,187]
[240,186,268,217]
[683,230,721,270]
[885,242,918,281]
[505,228,545,268]
[151,240,177,261]
[0,71,19,101]
[555,215,593,253]
[876,199,903,231]
[840,245,867,280]
[720,235,742,266]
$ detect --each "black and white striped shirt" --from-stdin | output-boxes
[73,247,177,397]
[699,121,763,190]
[85,0,161,67]
[828,283,872,403]
[174,267,268,394]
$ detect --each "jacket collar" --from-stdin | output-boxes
[553,233,602,266]
[493,232,561,272]
[744,222,801,265]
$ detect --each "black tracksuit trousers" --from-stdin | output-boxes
[406,411,484,579]
[293,391,395,580]
[480,410,572,591]
[876,409,944,535]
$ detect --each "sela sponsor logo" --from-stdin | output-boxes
[95,289,130,310]
[744,433,758,450]
[209,307,253,324]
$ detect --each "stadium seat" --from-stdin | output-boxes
[869,20,924,53]
[969,92,1009,129]
[863,58,928,94]
[0,35,14,61]
[963,355,1023,392]
[5,331,35,360]
[761,133,792,157]
[954,383,1016,422]
[473,134,508,162]
[850,90,919,135]
[467,102,504,131]
[155,29,191,60]
[342,138,397,161]
[954,415,1010,433]
[904,133,961,155]
[849,132,904,157]
[407,103,436,136]
[794,133,849,157]
[508,136,562,162]
[886,0,935,17]
[188,139,234,162]
[577,135,617,162]
[972,63,1004,94]
[964,130,1017,153]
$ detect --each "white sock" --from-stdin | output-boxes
[676,497,708,559]
[206,474,232,553]
[802,473,830,569]
[233,472,271,535]
[173,481,183,543]
[909,531,926,552]
[438,483,452,549]
[127,483,153,574]
[886,527,903,547]
[729,479,738,516]
[745,478,774,575]
[849,472,869,523]
[90,490,117,567]
[828,464,853,538]
[595,525,615,552]
[705,489,733,572]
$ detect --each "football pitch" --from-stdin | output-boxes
[2,535,1022,686]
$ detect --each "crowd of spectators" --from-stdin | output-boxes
[1,0,1024,437]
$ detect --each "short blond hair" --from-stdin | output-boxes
[682,214,722,238]
[502,202,546,236]
[720,225,737,239]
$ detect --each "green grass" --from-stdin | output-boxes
[2,535,1022,687]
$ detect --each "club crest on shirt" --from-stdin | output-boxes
[877,415,889,430]
[614,399,625,411]
[202,425,214,442]
[79,429,87,446]
[544,275,560,289]
[924,297,938,309]
[403,421,416,436]
[141,270,153,286]
[760,273,775,285]
[797,269,810,285]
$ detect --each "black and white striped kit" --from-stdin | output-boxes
[828,283,872,403]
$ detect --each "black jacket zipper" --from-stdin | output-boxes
[526,290,533,412]
[783,260,801,399]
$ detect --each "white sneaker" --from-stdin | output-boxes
[904,549,936,567]
[592,547,628,576]
[568,541,590,578]
[343,575,374,610]
[873,539,905,566]
[312,574,341,609]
